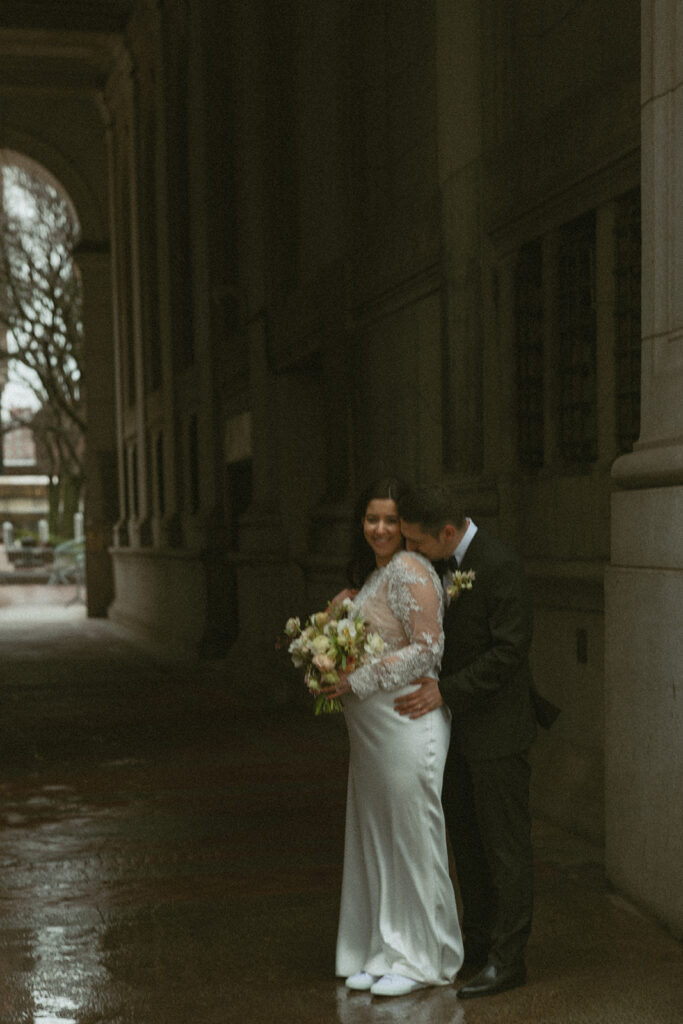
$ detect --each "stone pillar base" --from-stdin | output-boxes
[605,484,683,938]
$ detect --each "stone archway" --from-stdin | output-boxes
[0,34,120,616]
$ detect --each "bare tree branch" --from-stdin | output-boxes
[1,161,86,534]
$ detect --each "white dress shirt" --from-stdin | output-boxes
[452,518,478,567]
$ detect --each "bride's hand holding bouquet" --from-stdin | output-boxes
[318,669,351,702]
[283,595,383,715]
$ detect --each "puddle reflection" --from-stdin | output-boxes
[336,984,465,1023]
[28,923,106,1024]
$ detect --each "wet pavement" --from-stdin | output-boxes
[0,586,681,1023]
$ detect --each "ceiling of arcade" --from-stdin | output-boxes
[0,1,136,241]
[0,1,133,34]
[0,2,133,90]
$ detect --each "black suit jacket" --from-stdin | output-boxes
[439,527,538,761]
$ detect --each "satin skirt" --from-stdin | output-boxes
[336,683,463,985]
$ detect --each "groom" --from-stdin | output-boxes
[396,483,548,999]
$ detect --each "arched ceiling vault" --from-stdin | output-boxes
[0,2,133,34]
[0,4,134,244]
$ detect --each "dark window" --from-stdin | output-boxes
[226,459,253,550]
[119,173,137,409]
[130,443,139,518]
[614,189,641,452]
[515,238,544,470]
[557,211,597,463]
[188,415,200,515]
[155,432,165,519]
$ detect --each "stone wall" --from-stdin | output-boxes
[105,1,645,855]
[605,0,683,937]
[3,0,681,939]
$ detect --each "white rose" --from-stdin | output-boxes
[364,633,385,657]
[288,636,307,667]
[336,619,358,645]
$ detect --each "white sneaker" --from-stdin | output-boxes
[370,974,426,996]
[345,971,380,991]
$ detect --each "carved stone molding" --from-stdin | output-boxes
[612,440,683,489]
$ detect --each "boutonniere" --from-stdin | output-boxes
[446,569,476,602]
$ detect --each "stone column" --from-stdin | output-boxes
[101,53,133,552]
[605,0,683,936]
[221,316,294,703]
[0,322,7,473]
[78,246,117,616]
[147,0,184,551]
[105,46,152,550]
[126,70,153,551]
[436,0,484,477]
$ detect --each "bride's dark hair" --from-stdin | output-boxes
[346,476,409,588]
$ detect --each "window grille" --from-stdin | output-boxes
[130,443,139,518]
[188,415,200,515]
[557,212,597,463]
[614,189,641,452]
[515,238,544,469]
[155,432,165,519]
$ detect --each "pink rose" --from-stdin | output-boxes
[312,653,336,674]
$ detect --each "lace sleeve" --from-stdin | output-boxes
[348,553,444,701]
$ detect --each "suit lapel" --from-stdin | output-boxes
[444,532,480,632]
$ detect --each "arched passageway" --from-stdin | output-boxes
[0,25,118,619]
[0,0,681,987]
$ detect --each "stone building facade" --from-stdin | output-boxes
[0,1,680,938]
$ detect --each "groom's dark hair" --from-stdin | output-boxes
[398,484,466,537]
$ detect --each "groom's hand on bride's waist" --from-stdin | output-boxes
[394,678,443,719]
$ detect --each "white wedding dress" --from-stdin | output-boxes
[336,551,463,986]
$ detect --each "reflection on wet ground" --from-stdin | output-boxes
[0,589,681,1023]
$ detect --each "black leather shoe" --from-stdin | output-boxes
[459,950,489,975]
[456,961,526,999]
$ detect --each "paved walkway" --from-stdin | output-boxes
[0,585,681,1023]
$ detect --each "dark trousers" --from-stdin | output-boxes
[442,749,533,967]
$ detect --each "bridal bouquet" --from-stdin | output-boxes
[283,598,384,715]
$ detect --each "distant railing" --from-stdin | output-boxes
[47,539,85,585]
[6,541,55,569]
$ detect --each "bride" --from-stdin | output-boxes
[321,477,463,998]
